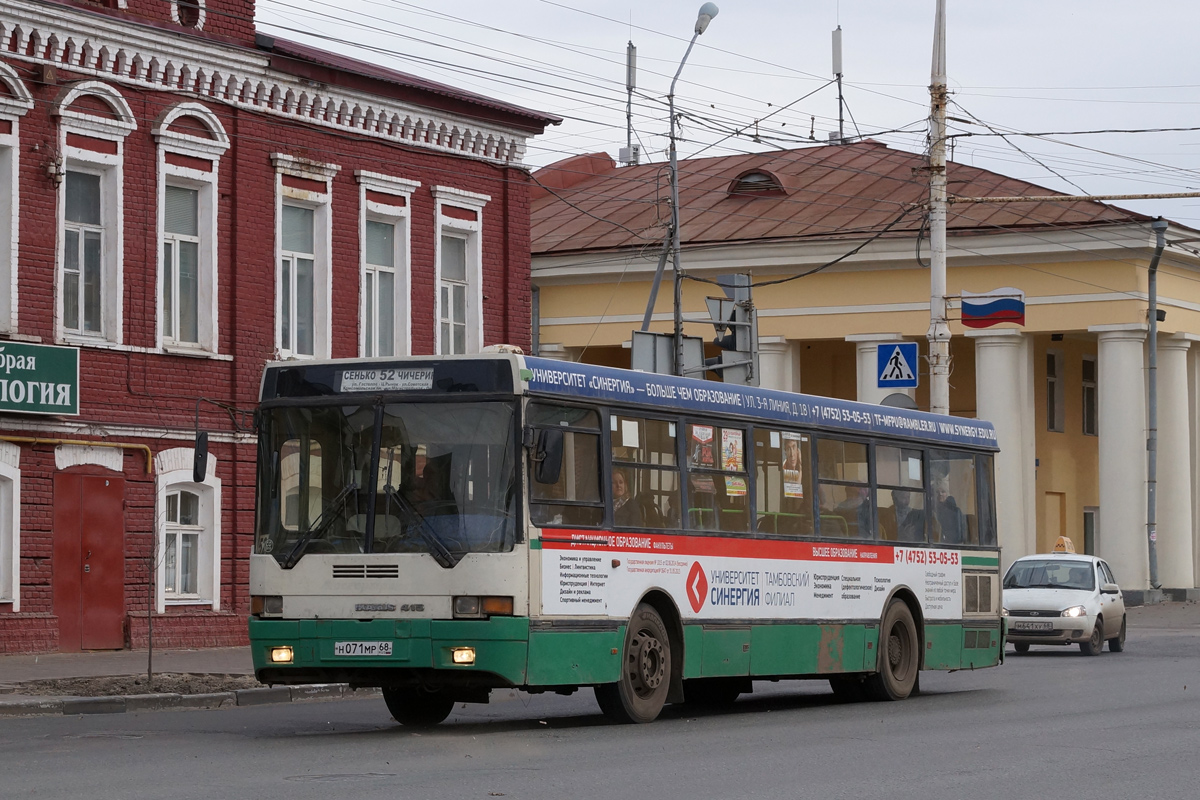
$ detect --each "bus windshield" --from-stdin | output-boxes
[257,401,519,567]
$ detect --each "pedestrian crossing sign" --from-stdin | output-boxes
[877,342,918,389]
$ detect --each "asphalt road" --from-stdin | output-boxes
[2,624,1197,800]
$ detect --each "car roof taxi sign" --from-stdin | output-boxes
[1053,536,1077,553]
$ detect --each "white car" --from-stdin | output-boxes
[1002,551,1126,656]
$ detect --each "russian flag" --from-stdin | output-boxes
[961,288,1025,329]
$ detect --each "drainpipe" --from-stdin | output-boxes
[1146,217,1168,589]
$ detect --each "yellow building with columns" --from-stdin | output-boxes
[530,142,1200,596]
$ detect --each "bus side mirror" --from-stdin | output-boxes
[533,428,564,485]
[193,431,209,484]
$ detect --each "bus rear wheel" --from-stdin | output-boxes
[864,599,919,701]
[382,687,455,728]
[595,603,672,724]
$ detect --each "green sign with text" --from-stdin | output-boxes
[0,342,79,415]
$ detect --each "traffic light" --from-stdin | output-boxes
[704,274,758,386]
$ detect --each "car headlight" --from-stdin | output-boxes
[1061,605,1086,618]
[1001,607,1009,617]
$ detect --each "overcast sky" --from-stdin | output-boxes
[256,1,1200,227]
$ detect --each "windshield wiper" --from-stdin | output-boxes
[382,485,459,569]
[281,481,359,569]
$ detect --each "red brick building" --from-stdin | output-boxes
[0,0,556,652]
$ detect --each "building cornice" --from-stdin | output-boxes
[1,0,530,165]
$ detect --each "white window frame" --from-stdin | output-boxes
[154,447,221,612]
[272,154,338,360]
[0,65,33,336]
[0,442,20,611]
[52,82,136,346]
[153,103,229,355]
[356,171,419,358]
[432,186,489,355]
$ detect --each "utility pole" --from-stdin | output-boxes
[927,0,951,416]
[1146,217,1168,590]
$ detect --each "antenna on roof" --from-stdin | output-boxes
[619,42,641,167]
[831,25,845,145]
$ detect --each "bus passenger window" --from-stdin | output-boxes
[976,454,997,547]
[875,446,926,543]
[528,403,603,528]
[685,424,749,533]
[753,428,812,536]
[929,450,978,546]
[611,415,679,529]
[816,438,872,538]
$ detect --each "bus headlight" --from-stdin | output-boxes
[251,596,283,617]
[451,647,476,665]
[269,646,294,664]
[453,596,514,618]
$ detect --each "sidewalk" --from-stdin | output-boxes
[0,645,377,717]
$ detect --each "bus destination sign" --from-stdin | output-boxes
[340,367,434,393]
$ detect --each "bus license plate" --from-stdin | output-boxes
[1012,622,1052,631]
[334,641,393,657]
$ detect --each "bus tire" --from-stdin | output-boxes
[864,599,919,701]
[594,603,672,724]
[382,687,455,727]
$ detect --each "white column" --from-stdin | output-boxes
[758,337,795,392]
[1092,325,1149,588]
[846,333,913,405]
[968,330,1035,567]
[1191,345,1200,587]
[1157,336,1194,589]
[537,343,571,361]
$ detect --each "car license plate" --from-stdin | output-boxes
[1012,621,1053,631]
[333,641,393,656]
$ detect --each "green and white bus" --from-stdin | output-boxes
[249,353,1004,725]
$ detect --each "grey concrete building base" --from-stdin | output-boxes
[1163,588,1200,602]
[1124,589,1166,607]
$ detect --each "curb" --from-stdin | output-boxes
[0,684,380,718]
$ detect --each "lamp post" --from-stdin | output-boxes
[669,2,719,376]
[927,0,951,415]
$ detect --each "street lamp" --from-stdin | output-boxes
[669,2,719,376]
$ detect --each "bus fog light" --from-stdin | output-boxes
[451,647,476,665]
[269,646,294,664]
[453,596,481,617]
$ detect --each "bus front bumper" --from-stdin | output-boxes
[249,617,531,689]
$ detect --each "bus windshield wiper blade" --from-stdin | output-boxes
[281,481,359,569]
[383,485,459,569]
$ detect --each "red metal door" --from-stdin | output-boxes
[53,473,126,651]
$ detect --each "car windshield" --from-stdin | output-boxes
[1003,559,1095,591]
[257,401,518,567]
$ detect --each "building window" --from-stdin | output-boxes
[364,220,398,357]
[432,186,489,355]
[172,0,205,28]
[162,186,200,344]
[0,442,20,611]
[1046,349,1064,433]
[273,155,337,359]
[154,103,229,354]
[53,82,136,345]
[63,170,104,334]
[357,172,417,358]
[0,66,32,335]
[164,489,201,597]
[280,204,316,357]
[154,448,221,611]
[439,234,469,354]
[1082,355,1097,436]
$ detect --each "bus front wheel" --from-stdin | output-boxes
[595,603,672,724]
[382,687,455,727]
[864,599,919,701]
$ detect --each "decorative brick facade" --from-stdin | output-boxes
[0,0,555,653]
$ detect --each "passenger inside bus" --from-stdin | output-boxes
[931,474,967,545]
[612,468,640,527]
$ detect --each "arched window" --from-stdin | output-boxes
[154,448,222,611]
[728,170,783,197]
